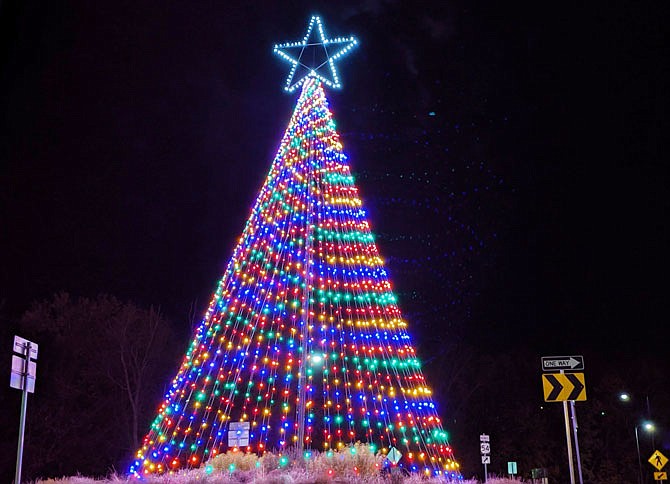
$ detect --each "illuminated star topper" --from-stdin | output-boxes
[273,15,358,93]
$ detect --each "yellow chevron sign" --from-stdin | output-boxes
[542,373,586,402]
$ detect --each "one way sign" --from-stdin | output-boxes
[541,355,584,371]
[542,373,587,402]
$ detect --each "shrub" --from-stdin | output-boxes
[254,468,295,484]
[258,452,281,474]
[305,442,382,478]
[205,449,260,473]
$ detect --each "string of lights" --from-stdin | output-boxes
[131,16,459,480]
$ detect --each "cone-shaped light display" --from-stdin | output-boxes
[131,18,459,480]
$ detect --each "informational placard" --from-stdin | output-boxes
[10,356,36,393]
[13,336,38,360]
[480,433,490,481]
[227,421,250,447]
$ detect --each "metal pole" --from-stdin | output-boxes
[14,342,30,484]
[296,346,307,452]
[484,462,488,483]
[296,124,316,453]
[645,395,656,450]
[563,400,576,484]
[635,426,642,484]
[570,401,584,484]
[560,369,575,484]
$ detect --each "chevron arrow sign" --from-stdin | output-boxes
[542,372,587,401]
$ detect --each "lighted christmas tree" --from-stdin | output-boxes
[131,16,459,479]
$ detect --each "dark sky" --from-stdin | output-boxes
[1,0,667,366]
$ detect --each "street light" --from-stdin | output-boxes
[619,392,656,484]
[634,421,655,484]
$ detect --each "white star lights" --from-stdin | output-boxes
[273,15,358,93]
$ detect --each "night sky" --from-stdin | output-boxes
[1,0,667,457]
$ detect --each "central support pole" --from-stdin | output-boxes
[296,114,316,452]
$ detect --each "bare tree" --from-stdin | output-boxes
[101,303,171,450]
[15,293,177,480]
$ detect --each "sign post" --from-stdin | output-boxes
[508,461,518,477]
[10,336,38,484]
[562,396,576,484]
[480,434,490,482]
[542,355,586,484]
[571,400,584,484]
[531,468,549,484]
[649,450,668,482]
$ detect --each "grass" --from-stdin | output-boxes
[31,444,527,483]
[33,476,526,484]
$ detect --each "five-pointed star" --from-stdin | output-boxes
[273,16,358,92]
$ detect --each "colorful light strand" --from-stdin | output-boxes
[130,78,459,479]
